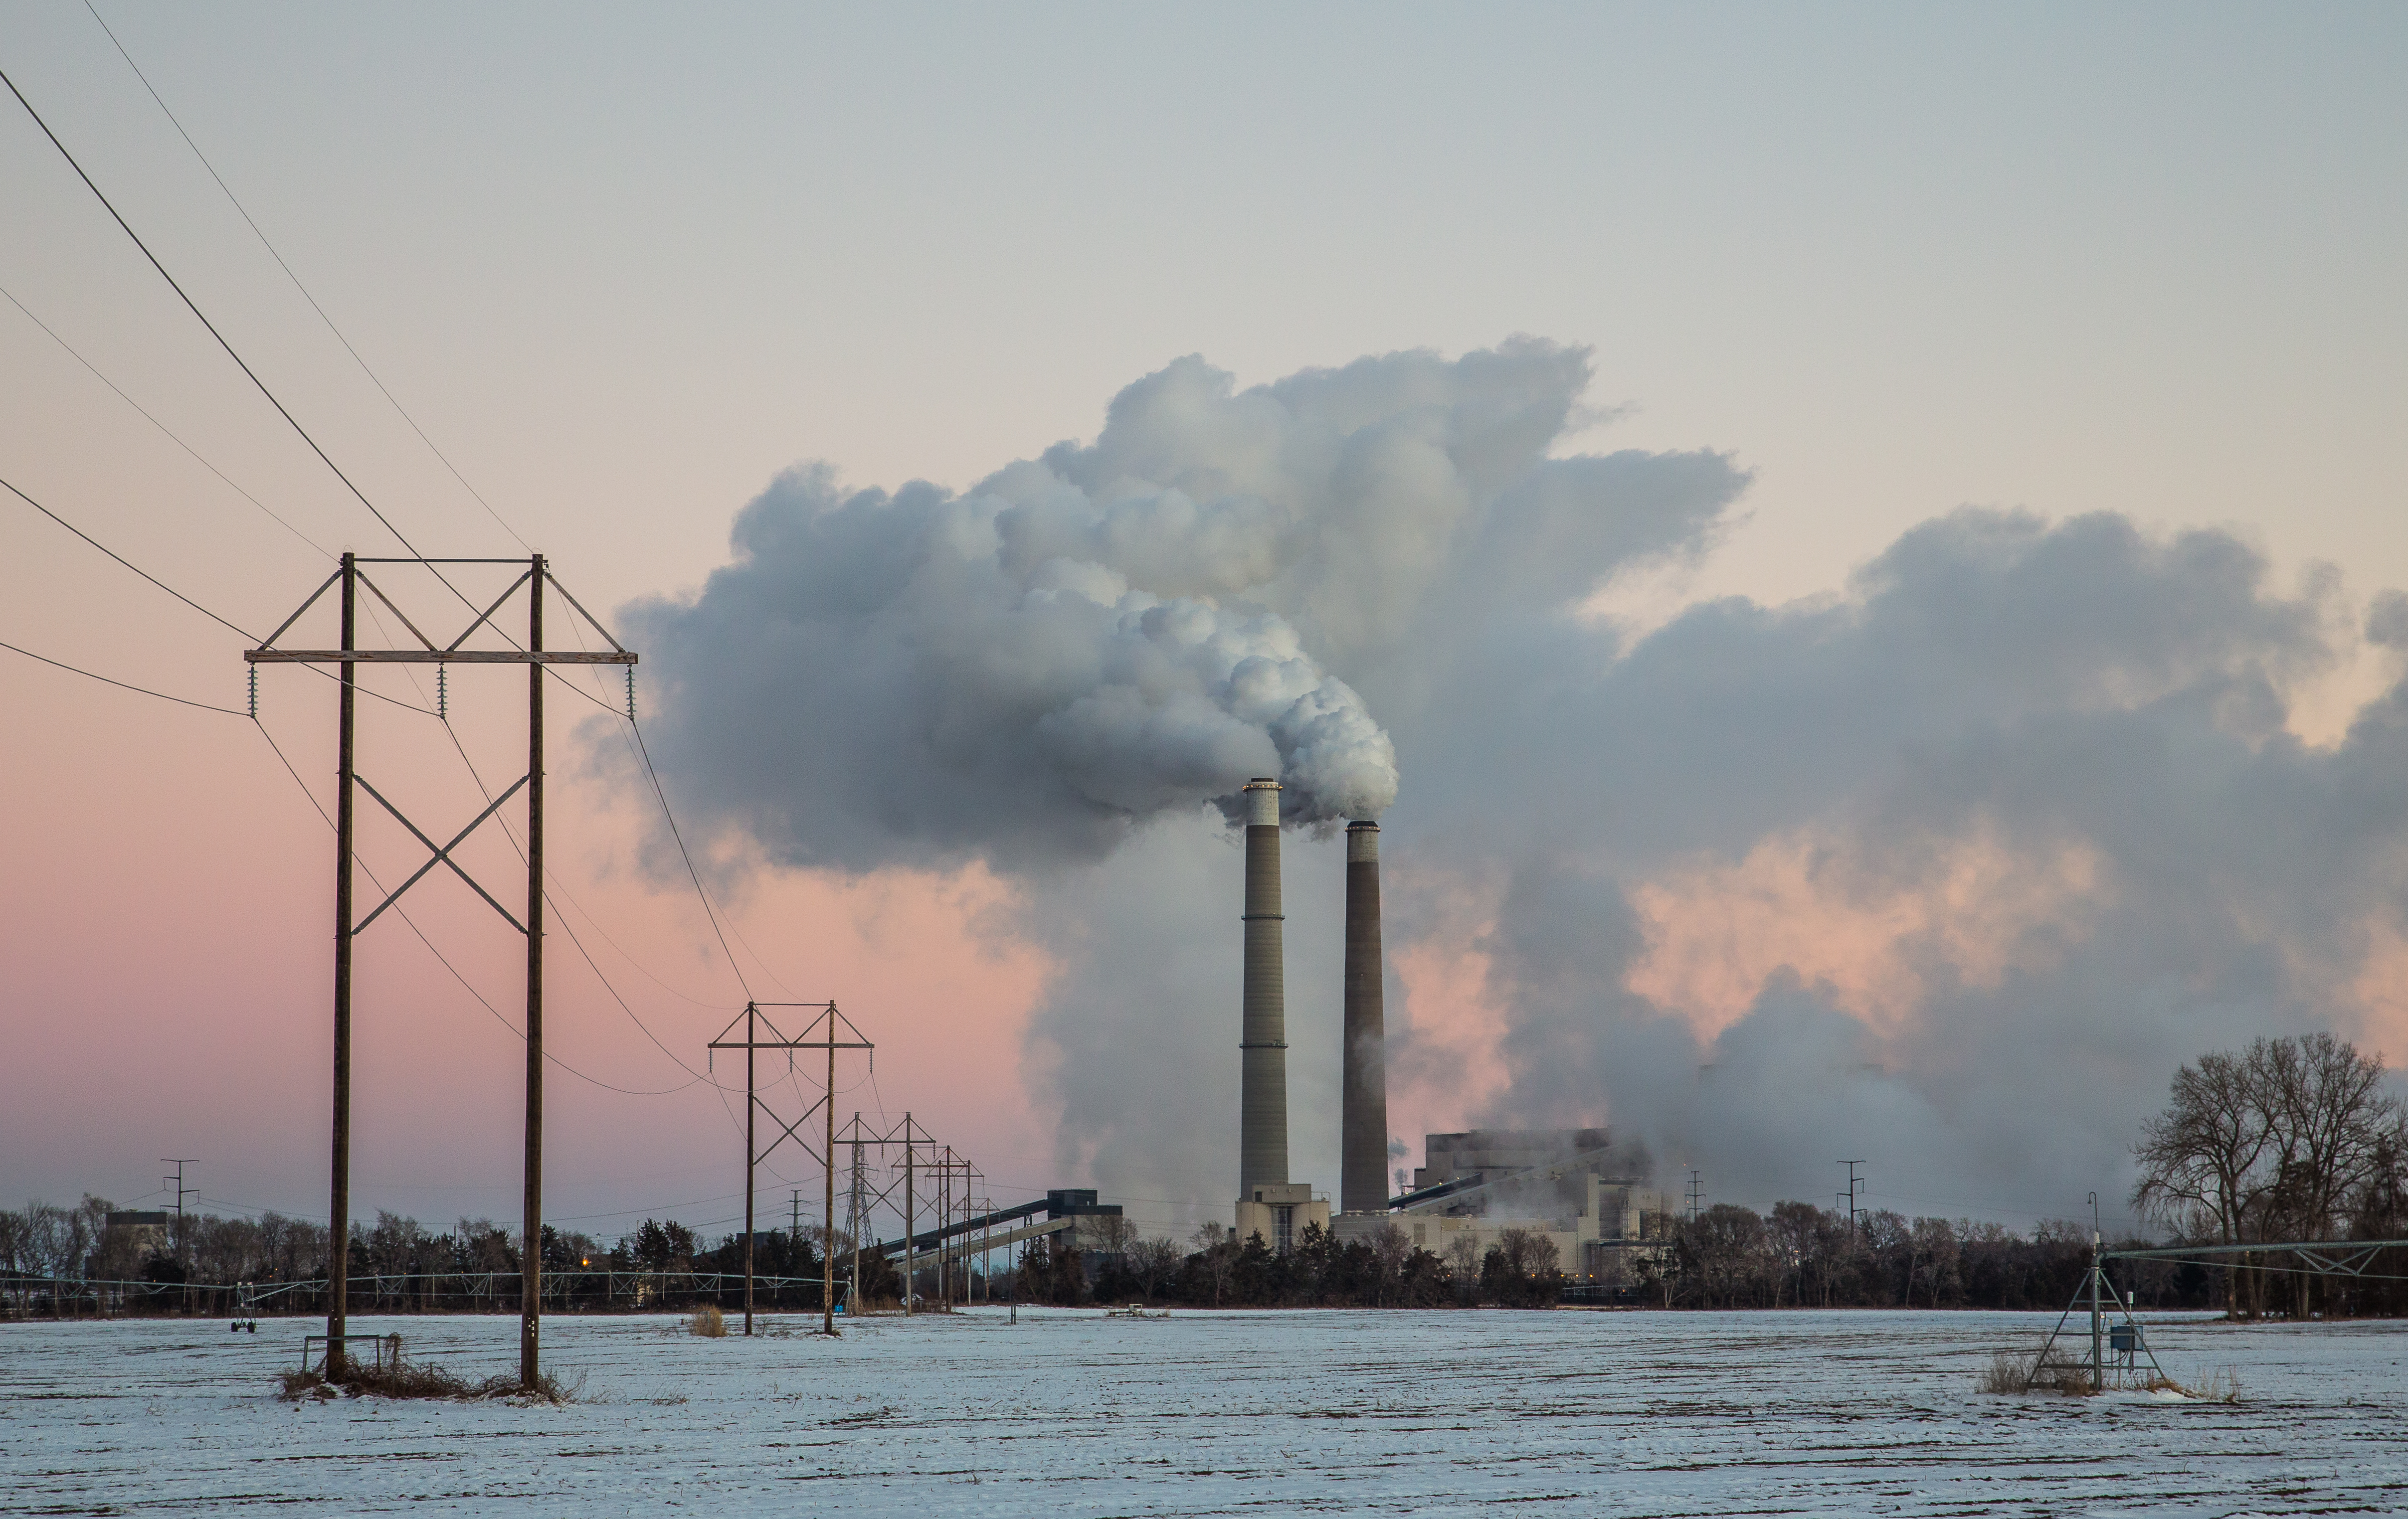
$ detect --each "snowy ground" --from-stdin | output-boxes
[3,1307,2404,1516]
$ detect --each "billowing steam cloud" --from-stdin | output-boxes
[624,339,1723,869]
[626,338,2408,1233]
[624,464,1391,869]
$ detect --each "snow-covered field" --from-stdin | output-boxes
[4,1307,2403,1516]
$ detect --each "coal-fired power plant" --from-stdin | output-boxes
[1233,778,1328,1247]
[1340,820,1388,1217]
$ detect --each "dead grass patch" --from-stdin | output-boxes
[277,1361,577,1404]
[2143,1366,2243,1403]
[1979,1348,2095,1396]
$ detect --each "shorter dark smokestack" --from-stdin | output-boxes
[1340,819,1388,1214]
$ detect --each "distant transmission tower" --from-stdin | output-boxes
[161,1158,197,1223]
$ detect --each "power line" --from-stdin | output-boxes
[8,38,779,1221]
[3,472,255,641]
[10,43,782,1189]
[3,472,436,717]
[14,58,755,1010]
[0,636,245,716]
[13,47,644,733]
[0,62,425,561]
[627,719,754,1002]
[81,0,531,553]
[252,715,698,1099]
[417,690,734,1088]
[0,282,332,559]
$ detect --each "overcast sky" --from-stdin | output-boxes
[4,2,2405,1243]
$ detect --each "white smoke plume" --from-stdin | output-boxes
[622,338,2408,1235]
[623,339,1722,869]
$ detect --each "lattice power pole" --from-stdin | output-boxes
[247,553,634,1386]
[707,1001,874,1336]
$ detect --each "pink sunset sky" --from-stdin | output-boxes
[6,3,2408,1246]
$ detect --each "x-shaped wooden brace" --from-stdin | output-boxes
[752,1093,830,1170]
[352,773,530,936]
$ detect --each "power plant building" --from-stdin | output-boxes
[1390,1129,1669,1281]
[1218,782,1657,1278]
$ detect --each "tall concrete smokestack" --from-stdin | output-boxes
[1238,777,1288,1193]
[1340,820,1388,1215]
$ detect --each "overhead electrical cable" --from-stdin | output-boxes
[82,0,532,553]
[8,53,763,1115]
[2,472,436,717]
[0,62,425,561]
[4,472,257,641]
[253,715,700,1099]
[546,616,767,1007]
[0,636,246,716]
[0,59,550,708]
[402,661,739,1086]
[0,283,333,559]
[27,34,764,1013]
[627,719,755,1002]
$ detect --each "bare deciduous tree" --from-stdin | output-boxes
[1129,1237,1182,1300]
[1188,1222,1236,1307]
[2133,1033,2406,1317]
[1366,1221,1413,1307]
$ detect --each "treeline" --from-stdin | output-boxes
[18,1035,2399,1320]
[1651,1204,2220,1311]
[1015,1211,2232,1313]
[2,1196,328,1289]
[0,1200,858,1316]
[1019,1221,1566,1309]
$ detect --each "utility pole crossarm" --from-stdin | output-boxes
[244,558,636,666]
[246,649,634,664]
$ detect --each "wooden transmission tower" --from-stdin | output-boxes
[247,552,633,1387]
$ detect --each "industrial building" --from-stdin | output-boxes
[1388,1129,1670,1281]
[1223,783,1662,1283]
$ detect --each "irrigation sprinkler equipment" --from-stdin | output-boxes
[2026,1198,2170,1394]
[247,554,635,1387]
[707,1001,874,1337]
